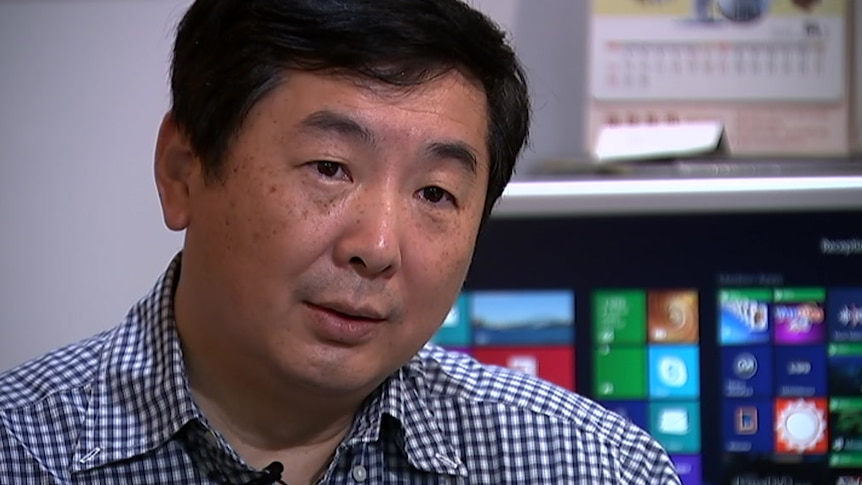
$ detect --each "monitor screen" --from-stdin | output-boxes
[432,209,862,485]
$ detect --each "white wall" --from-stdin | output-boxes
[0,0,191,370]
[0,0,859,371]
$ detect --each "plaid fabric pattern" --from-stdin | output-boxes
[0,255,681,484]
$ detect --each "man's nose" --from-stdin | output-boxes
[334,189,403,278]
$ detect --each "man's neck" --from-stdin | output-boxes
[182,330,368,485]
[175,303,370,484]
[191,383,354,485]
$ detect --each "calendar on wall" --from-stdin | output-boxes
[587,0,855,157]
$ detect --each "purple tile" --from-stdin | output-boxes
[773,302,825,344]
[670,454,701,485]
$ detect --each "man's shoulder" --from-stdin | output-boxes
[412,345,676,478]
[415,344,616,424]
[0,329,113,412]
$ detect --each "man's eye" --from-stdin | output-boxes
[315,161,343,178]
[419,186,455,206]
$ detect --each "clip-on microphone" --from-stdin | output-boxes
[236,462,287,485]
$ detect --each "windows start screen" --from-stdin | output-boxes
[431,286,862,485]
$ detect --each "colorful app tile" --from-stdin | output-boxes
[471,290,574,346]
[722,399,774,453]
[472,346,575,391]
[830,398,862,462]
[432,294,471,347]
[828,288,862,342]
[774,397,828,454]
[593,289,646,345]
[828,343,862,396]
[721,346,773,398]
[774,346,827,397]
[649,345,700,399]
[669,454,701,485]
[648,289,699,344]
[649,401,701,453]
[599,400,648,431]
[772,286,825,345]
[774,307,826,346]
[718,288,772,345]
[594,345,646,399]
[774,287,826,304]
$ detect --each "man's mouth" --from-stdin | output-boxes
[307,302,386,322]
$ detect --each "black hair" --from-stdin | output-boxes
[171,0,530,221]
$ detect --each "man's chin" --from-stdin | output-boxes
[283,351,389,394]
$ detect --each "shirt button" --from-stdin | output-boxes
[351,465,368,482]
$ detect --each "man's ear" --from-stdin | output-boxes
[154,112,198,231]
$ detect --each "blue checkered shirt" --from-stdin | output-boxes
[0,255,681,484]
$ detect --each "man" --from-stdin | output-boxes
[0,0,681,483]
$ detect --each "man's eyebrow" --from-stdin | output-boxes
[299,109,479,174]
[426,141,479,175]
[298,110,377,146]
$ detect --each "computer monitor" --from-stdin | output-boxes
[432,182,862,485]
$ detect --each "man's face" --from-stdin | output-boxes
[174,70,489,396]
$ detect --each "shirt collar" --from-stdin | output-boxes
[72,253,202,473]
[345,353,468,478]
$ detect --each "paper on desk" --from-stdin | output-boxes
[593,121,726,163]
